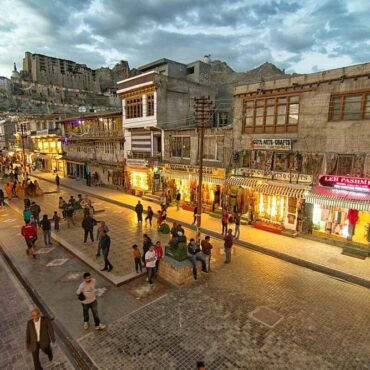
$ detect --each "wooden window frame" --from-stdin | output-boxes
[147,94,154,116]
[171,136,190,159]
[125,96,143,119]
[328,91,370,121]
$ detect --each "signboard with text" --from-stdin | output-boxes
[319,175,370,192]
[252,138,292,151]
[162,163,225,177]
[235,168,313,184]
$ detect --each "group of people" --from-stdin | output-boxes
[4,178,42,201]
[221,207,241,240]
[134,201,167,229]
[58,194,94,228]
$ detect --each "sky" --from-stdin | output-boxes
[0,0,369,77]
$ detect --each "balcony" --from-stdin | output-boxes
[126,150,161,160]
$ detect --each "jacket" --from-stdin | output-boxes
[30,204,41,216]
[40,218,51,231]
[21,224,37,240]
[201,240,213,255]
[82,216,96,230]
[224,234,233,248]
[100,235,111,250]
[135,204,143,214]
[26,317,55,352]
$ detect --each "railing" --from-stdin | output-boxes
[126,151,161,160]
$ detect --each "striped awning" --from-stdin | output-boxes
[225,176,258,188]
[161,172,224,185]
[255,183,306,198]
[305,186,370,211]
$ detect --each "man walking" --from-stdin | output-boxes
[187,238,207,280]
[234,213,241,240]
[221,209,229,235]
[21,219,37,258]
[96,221,109,257]
[192,205,198,225]
[224,228,234,264]
[39,214,52,247]
[76,272,106,331]
[145,244,157,288]
[30,201,41,225]
[175,191,181,211]
[66,205,75,227]
[100,230,113,272]
[55,174,60,192]
[26,308,55,370]
[135,201,143,223]
[201,235,213,271]
[81,214,96,243]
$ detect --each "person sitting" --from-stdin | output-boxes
[170,223,178,237]
[178,231,187,244]
[168,234,179,249]
[187,238,207,280]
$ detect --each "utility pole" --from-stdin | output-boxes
[20,123,26,171]
[194,96,213,239]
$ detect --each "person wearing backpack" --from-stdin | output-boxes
[39,214,52,246]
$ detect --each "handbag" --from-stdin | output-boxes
[77,292,86,301]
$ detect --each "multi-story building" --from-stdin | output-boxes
[61,112,125,187]
[230,61,370,246]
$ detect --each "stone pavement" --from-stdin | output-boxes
[0,251,73,370]
[1,206,370,369]
[32,171,370,287]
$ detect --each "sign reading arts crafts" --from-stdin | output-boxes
[252,138,292,151]
[319,175,370,192]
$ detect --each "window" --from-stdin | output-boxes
[273,152,295,171]
[336,155,353,175]
[218,112,229,127]
[147,94,154,116]
[125,97,143,119]
[242,151,251,167]
[329,92,370,121]
[171,136,190,158]
[242,95,299,133]
[203,137,221,161]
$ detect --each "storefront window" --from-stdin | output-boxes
[243,151,251,167]
[254,151,267,170]
[336,155,353,175]
[273,152,294,171]
[171,136,190,158]
[130,171,148,190]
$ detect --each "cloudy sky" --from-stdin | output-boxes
[0,0,369,77]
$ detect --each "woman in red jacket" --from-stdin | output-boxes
[154,240,163,273]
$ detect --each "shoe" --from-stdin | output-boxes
[194,275,197,280]
[83,322,89,330]
[48,353,53,361]
[32,254,36,259]
[96,254,101,257]
[150,284,155,288]
[100,268,108,271]
[95,324,106,330]
[108,266,113,272]
[202,269,208,273]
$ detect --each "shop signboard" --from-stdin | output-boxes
[163,163,225,177]
[252,138,292,151]
[236,168,312,184]
[126,158,148,168]
[319,175,370,192]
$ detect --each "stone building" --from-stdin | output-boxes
[229,61,370,246]
[61,112,125,187]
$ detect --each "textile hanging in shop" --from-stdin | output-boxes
[347,209,359,225]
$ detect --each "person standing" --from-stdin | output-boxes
[132,244,142,273]
[192,205,198,225]
[145,206,154,227]
[224,229,234,264]
[96,221,109,257]
[76,272,106,331]
[142,234,153,266]
[0,188,4,207]
[21,219,37,258]
[52,211,60,231]
[23,206,32,223]
[154,240,163,273]
[100,230,113,272]
[145,244,157,288]
[221,209,229,235]
[55,174,60,192]
[135,201,143,223]
[234,213,241,240]
[30,201,41,225]
[201,235,213,271]
[66,205,75,227]
[82,214,96,243]
[175,191,181,211]
[187,238,207,280]
[26,308,55,370]
[39,214,52,247]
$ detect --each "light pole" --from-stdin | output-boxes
[20,123,27,171]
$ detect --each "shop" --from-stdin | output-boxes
[305,175,370,246]
[90,162,125,187]
[161,164,225,212]
[125,159,153,195]
[35,153,64,174]
[65,160,86,179]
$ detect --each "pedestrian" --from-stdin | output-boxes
[221,208,229,235]
[166,190,172,207]
[192,205,198,225]
[187,238,207,280]
[145,244,157,288]
[26,308,55,370]
[100,230,113,272]
[201,235,213,271]
[53,211,60,231]
[161,204,167,222]
[142,234,153,266]
[39,214,52,247]
[23,206,32,222]
[76,272,106,331]
[135,201,143,223]
[132,244,142,273]
[81,214,97,243]
[55,174,60,192]
[234,213,241,239]
[30,201,41,225]
[21,219,37,258]
[156,210,163,228]
[154,240,163,273]
[58,196,65,217]
[96,221,109,257]
[66,205,75,227]
[0,189,4,207]
[175,191,181,211]
[197,361,206,370]
[224,228,234,264]
[170,222,178,237]
[86,172,92,187]
[145,206,153,227]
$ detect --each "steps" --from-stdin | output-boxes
[142,192,162,204]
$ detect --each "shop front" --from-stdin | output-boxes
[305,175,370,246]
[35,153,64,174]
[65,159,86,179]
[90,162,125,188]
[125,159,152,195]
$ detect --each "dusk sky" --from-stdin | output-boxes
[0,0,369,77]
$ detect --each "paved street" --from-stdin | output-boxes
[0,200,370,369]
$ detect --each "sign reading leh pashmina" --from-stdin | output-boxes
[319,175,370,192]
[252,139,292,151]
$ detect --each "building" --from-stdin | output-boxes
[61,112,125,187]
[117,58,211,195]
[0,76,12,93]
[230,61,370,246]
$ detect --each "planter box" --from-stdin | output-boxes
[165,243,187,262]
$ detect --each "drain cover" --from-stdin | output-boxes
[249,306,283,328]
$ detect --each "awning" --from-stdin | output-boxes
[161,172,190,181]
[225,176,257,188]
[161,172,224,185]
[255,183,306,198]
[305,186,370,211]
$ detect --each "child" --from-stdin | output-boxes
[53,211,60,231]
[132,244,142,273]
[154,241,163,273]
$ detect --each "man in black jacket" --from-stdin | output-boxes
[142,233,153,265]
[26,308,55,370]
[100,230,113,272]
[82,214,97,242]
[30,201,41,225]
[135,201,143,223]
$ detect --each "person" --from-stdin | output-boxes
[96,221,109,257]
[224,228,234,264]
[53,211,60,231]
[23,206,32,222]
[161,204,167,222]
[145,206,154,227]
[28,181,35,197]
[177,224,185,235]
[76,272,106,331]
[39,214,52,247]
[30,201,41,225]
[58,196,65,214]
[66,204,75,227]
[201,235,213,271]
[178,231,187,244]
[175,191,181,211]
[170,222,178,237]
[16,181,24,199]
[21,219,37,258]
[81,195,94,214]
[82,214,97,242]
[34,180,42,196]
[142,234,153,266]
[197,361,206,370]
[192,205,198,225]
[68,196,76,207]
[145,244,157,288]
[132,244,142,273]
[154,240,163,273]
[26,308,55,370]
[5,181,13,200]
[55,174,60,192]
[86,172,92,187]
[221,209,229,235]
[187,238,207,280]
[135,201,143,223]
[166,190,172,207]
[0,188,4,207]
[100,230,113,272]
[156,210,163,228]
[234,213,241,239]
